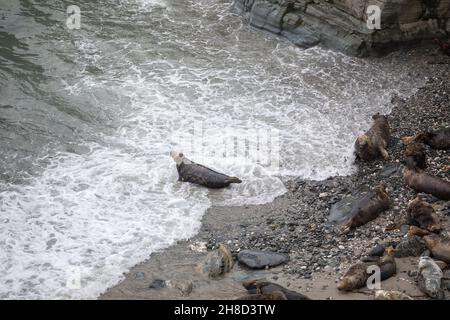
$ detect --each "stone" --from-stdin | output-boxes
[379,164,401,177]
[394,236,427,258]
[367,243,387,257]
[149,279,166,289]
[134,272,146,280]
[237,250,289,269]
[400,224,410,235]
[329,186,389,232]
[233,0,450,56]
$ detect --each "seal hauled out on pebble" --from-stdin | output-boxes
[340,184,390,234]
[403,141,427,170]
[170,151,242,188]
[403,167,450,200]
[417,256,444,299]
[407,197,441,233]
[354,113,390,161]
[414,128,450,150]
[242,280,310,300]
[337,246,396,291]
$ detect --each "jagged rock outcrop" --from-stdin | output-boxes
[232,0,450,56]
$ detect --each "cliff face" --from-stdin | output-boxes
[233,0,450,56]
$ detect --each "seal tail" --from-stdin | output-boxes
[226,176,242,184]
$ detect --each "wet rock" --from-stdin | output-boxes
[46,238,57,250]
[379,164,400,177]
[367,243,387,257]
[329,194,361,225]
[417,256,444,299]
[149,279,166,289]
[134,272,146,281]
[400,225,410,235]
[394,236,427,258]
[237,250,289,269]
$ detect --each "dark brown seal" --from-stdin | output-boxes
[403,168,450,200]
[407,197,441,233]
[340,185,390,234]
[415,128,450,150]
[338,247,396,291]
[170,151,242,188]
[354,113,390,161]
[403,141,427,170]
[242,280,310,300]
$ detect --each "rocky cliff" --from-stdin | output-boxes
[232,0,450,56]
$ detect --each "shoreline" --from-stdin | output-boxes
[100,47,449,300]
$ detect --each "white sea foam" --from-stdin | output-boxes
[0,0,423,299]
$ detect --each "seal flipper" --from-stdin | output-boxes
[379,146,389,160]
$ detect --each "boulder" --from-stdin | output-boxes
[233,0,450,56]
[237,250,289,269]
[394,236,427,258]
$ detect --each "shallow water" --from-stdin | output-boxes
[0,0,423,298]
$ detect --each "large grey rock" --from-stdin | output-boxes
[237,250,289,269]
[233,0,450,56]
[394,236,428,258]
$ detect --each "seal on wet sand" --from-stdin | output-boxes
[170,151,242,188]
[340,184,390,234]
[354,113,390,161]
[242,280,310,300]
[403,168,450,200]
[236,291,288,300]
[407,197,441,233]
